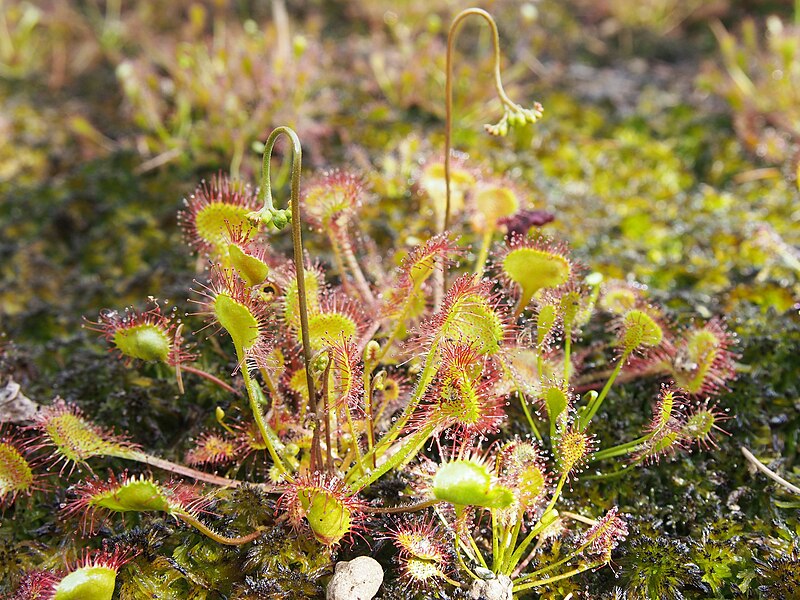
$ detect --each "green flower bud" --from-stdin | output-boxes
[271,209,290,230]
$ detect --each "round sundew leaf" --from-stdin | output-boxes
[433,460,514,509]
[674,329,721,394]
[112,324,171,363]
[54,566,116,600]
[91,479,172,513]
[298,488,352,546]
[473,185,519,232]
[518,464,546,509]
[195,202,252,256]
[0,442,34,501]
[394,530,444,562]
[601,288,638,314]
[214,293,260,352]
[543,386,569,423]
[503,247,571,310]
[682,410,715,441]
[437,376,483,428]
[307,313,357,351]
[378,374,402,403]
[620,309,663,353]
[228,244,269,287]
[304,186,354,229]
[440,294,504,355]
[405,556,446,584]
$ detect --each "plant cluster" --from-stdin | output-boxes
[0,6,753,600]
[2,19,739,600]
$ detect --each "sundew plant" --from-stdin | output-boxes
[1,8,739,600]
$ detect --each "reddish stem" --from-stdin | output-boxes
[572,364,669,394]
[131,452,244,488]
[182,364,240,395]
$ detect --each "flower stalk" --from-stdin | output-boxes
[443,8,543,232]
[250,126,316,414]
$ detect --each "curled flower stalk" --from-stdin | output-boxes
[443,7,543,232]
[248,126,316,473]
[432,7,543,309]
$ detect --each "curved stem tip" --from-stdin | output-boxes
[253,126,317,425]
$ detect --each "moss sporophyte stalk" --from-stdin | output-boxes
[4,8,741,598]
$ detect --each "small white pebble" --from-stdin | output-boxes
[326,556,384,600]
[469,574,513,600]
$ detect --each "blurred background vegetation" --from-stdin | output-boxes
[1,0,799,597]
